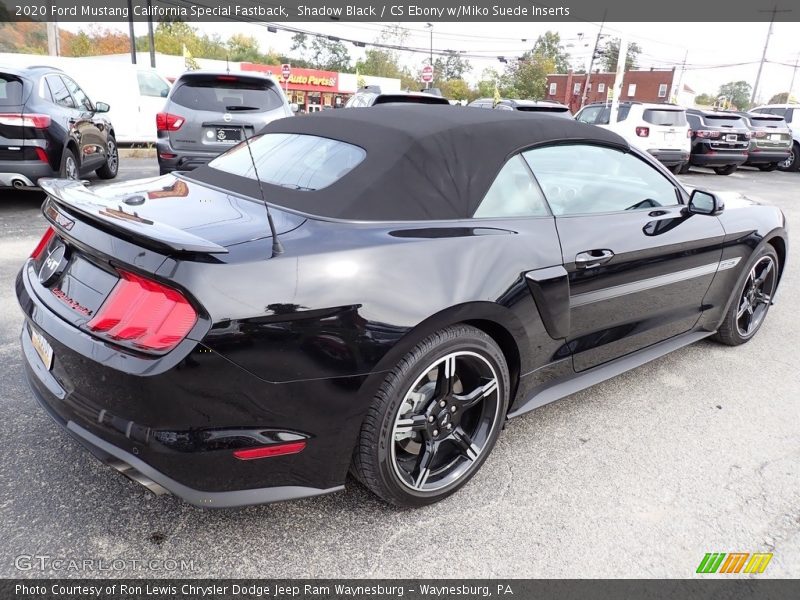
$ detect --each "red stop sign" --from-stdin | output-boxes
[281,64,291,81]
[421,65,434,83]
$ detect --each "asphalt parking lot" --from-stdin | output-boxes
[1,159,798,578]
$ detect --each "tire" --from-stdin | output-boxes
[713,165,737,176]
[758,163,778,172]
[352,325,510,507]
[678,162,691,175]
[670,163,684,175]
[714,245,779,346]
[95,135,118,179]
[777,142,799,172]
[60,147,79,180]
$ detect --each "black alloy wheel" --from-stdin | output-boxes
[777,142,799,172]
[352,325,509,507]
[96,136,119,179]
[60,148,78,180]
[715,246,779,346]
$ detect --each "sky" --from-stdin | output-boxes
[63,20,800,103]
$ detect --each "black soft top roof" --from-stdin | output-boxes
[189,105,628,221]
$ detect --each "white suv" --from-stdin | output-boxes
[575,102,691,173]
[749,104,799,171]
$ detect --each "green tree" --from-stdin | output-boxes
[694,92,716,106]
[718,81,752,110]
[432,51,471,84]
[227,34,264,63]
[532,31,571,74]
[599,38,642,72]
[504,52,555,100]
[439,78,470,101]
[768,91,797,104]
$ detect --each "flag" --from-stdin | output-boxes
[493,82,501,106]
[183,44,197,71]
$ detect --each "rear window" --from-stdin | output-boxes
[0,75,23,106]
[642,109,687,126]
[749,115,787,126]
[170,76,283,112]
[373,94,449,105]
[703,115,745,127]
[208,133,366,191]
[516,106,570,114]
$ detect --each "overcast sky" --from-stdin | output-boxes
[65,20,800,102]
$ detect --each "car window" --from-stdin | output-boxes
[522,144,680,216]
[473,155,549,219]
[171,75,284,112]
[62,76,93,111]
[45,75,76,109]
[784,108,794,123]
[686,114,702,128]
[703,115,745,128]
[0,74,23,106]
[643,109,687,126]
[137,71,170,98]
[208,133,366,191]
[576,106,602,124]
[495,103,513,111]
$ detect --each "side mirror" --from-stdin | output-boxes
[160,89,168,98]
[94,102,110,113]
[290,103,299,113]
[687,189,724,216]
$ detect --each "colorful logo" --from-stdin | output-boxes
[696,552,773,574]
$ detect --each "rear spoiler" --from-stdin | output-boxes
[40,179,228,254]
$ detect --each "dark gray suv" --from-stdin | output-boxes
[156,71,295,174]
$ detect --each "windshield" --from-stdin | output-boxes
[171,76,283,112]
[208,133,366,191]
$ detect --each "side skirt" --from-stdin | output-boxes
[507,330,714,419]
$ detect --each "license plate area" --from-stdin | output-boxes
[30,327,54,371]
[725,134,738,142]
[215,127,241,144]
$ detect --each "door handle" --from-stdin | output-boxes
[575,249,614,269]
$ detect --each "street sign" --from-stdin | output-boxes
[281,64,291,81]
[421,65,434,83]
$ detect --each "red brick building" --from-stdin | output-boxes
[546,68,677,113]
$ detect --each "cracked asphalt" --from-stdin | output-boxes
[0,160,798,578]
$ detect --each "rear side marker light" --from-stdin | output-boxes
[635,126,649,137]
[159,152,177,159]
[233,441,307,460]
[31,226,55,259]
[87,270,197,353]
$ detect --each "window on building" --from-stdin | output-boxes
[549,82,557,96]
[627,84,637,97]
[658,83,668,98]
[587,83,592,91]
[598,83,605,93]
[573,82,581,94]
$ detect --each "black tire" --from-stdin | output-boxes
[678,162,691,175]
[60,147,79,180]
[95,135,118,179]
[352,324,510,507]
[714,165,737,176]
[777,142,799,172]
[714,245,779,346]
[670,163,684,175]
[758,163,778,172]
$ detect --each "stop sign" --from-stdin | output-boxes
[281,64,291,81]
[421,65,434,83]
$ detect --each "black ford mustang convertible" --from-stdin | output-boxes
[17,106,787,508]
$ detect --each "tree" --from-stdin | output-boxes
[439,78,471,101]
[504,53,554,100]
[694,92,716,106]
[227,34,265,63]
[355,25,408,80]
[432,51,471,84]
[768,92,798,104]
[532,31,571,74]
[599,38,642,72]
[718,81,752,110]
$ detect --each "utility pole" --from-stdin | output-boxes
[581,10,606,110]
[789,53,799,101]
[127,0,137,64]
[672,50,688,104]
[147,0,156,68]
[609,33,628,124]
[751,5,791,106]
[425,23,433,89]
[46,1,60,56]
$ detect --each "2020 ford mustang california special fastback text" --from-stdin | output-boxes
[17,106,787,508]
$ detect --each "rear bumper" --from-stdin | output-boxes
[646,149,690,166]
[744,148,791,165]
[690,151,748,167]
[156,140,223,173]
[0,159,57,188]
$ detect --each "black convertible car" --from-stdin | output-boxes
[18,106,787,508]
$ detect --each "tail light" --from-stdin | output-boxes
[31,227,55,259]
[87,270,197,353]
[695,130,721,139]
[156,112,185,132]
[0,113,51,128]
[752,131,767,138]
[635,126,649,137]
[687,129,693,138]
[233,441,306,460]
[34,147,48,162]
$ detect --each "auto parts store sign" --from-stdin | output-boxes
[241,63,338,92]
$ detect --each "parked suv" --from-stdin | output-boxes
[574,101,690,172]
[156,71,294,174]
[468,98,572,117]
[683,109,750,175]
[735,111,792,171]
[749,103,799,171]
[344,86,451,107]
[1,65,117,189]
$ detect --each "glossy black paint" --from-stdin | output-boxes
[0,66,114,187]
[16,141,788,506]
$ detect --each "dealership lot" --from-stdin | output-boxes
[1,160,798,578]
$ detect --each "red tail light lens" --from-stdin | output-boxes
[34,147,48,162]
[233,441,307,460]
[635,126,649,137]
[87,270,197,353]
[695,130,720,139]
[31,227,55,259]
[156,112,185,131]
[752,131,766,138]
[687,129,692,138]
[0,113,51,128]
